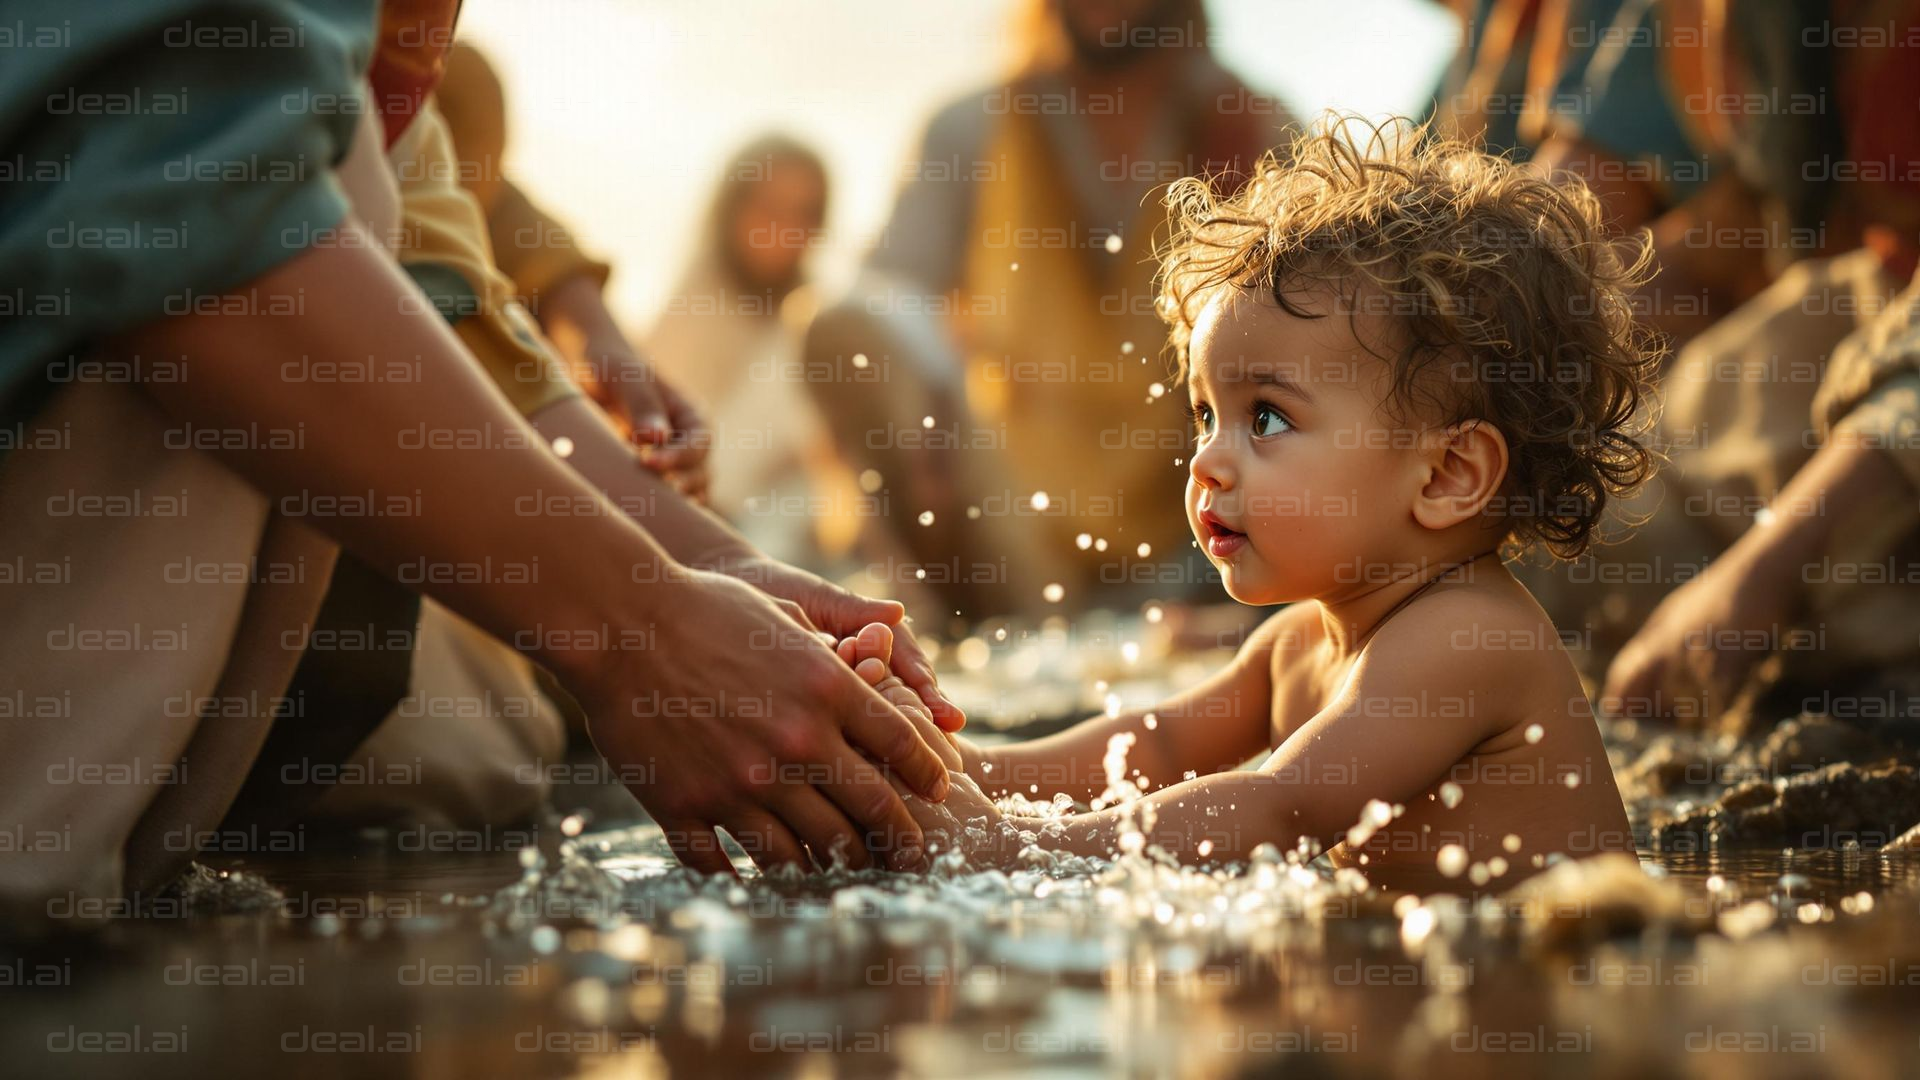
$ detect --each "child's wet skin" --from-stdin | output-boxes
[836,623,1006,861]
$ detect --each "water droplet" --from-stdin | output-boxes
[921,415,935,429]
[1136,542,1152,558]
[1120,341,1135,355]
[1030,491,1050,511]
[1121,641,1140,664]
[1094,538,1108,552]
[1148,383,1166,399]
[1145,604,1164,624]
[1562,772,1581,789]
[859,469,884,494]
[1345,799,1394,848]
[1436,844,1468,877]
[1042,583,1065,603]
[918,510,935,526]
[1438,782,1463,809]
[1076,532,1093,550]
[1502,833,1522,853]
[966,506,982,519]
[551,436,575,458]
[1196,839,1213,857]
[1400,905,1436,947]
[1010,261,1020,271]
[851,352,869,369]
[1104,233,1123,254]
[955,637,990,671]
[1524,723,1544,744]
[530,925,561,954]
[1143,712,1158,729]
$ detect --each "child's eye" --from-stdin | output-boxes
[1187,402,1215,440]
[1251,402,1292,438]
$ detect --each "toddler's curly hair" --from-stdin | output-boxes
[1157,116,1662,560]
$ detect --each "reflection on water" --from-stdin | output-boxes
[9,828,1917,1078]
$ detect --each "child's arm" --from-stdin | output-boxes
[997,596,1509,863]
[968,608,1303,802]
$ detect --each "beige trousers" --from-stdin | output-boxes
[0,375,335,917]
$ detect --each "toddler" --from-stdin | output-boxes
[844,120,1658,891]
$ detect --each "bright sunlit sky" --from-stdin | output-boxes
[460,0,1461,333]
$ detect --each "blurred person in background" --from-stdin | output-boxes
[644,135,842,567]
[804,0,1291,628]
[436,42,712,498]
[1431,0,1751,347]
[1587,1,1920,732]
[1439,0,1920,726]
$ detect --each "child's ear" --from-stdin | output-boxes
[1412,420,1509,531]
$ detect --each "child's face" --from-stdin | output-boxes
[1183,290,1426,605]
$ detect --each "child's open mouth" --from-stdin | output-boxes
[1199,511,1248,559]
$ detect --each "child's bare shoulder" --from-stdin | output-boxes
[1243,602,1323,665]
[1353,583,1570,726]
[1374,580,1557,663]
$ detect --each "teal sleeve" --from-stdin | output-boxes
[0,0,380,431]
[1551,0,1711,203]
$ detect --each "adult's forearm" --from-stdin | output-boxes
[527,395,753,568]
[536,273,626,369]
[132,223,681,690]
[1735,439,1912,597]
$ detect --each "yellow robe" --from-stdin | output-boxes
[958,109,1195,588]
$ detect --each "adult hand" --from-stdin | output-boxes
[586,346,711,500]
[1600,545,1795,721]
[580,569,952,875]
[1602,438,1911,721]
[708,554,967,732]
[540,274,710,499]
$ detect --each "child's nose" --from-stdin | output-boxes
[1189,435,1235,490]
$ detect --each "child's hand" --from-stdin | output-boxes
[838,623,1015,864]
[882,762,1006,864]
[835,623,975,772]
